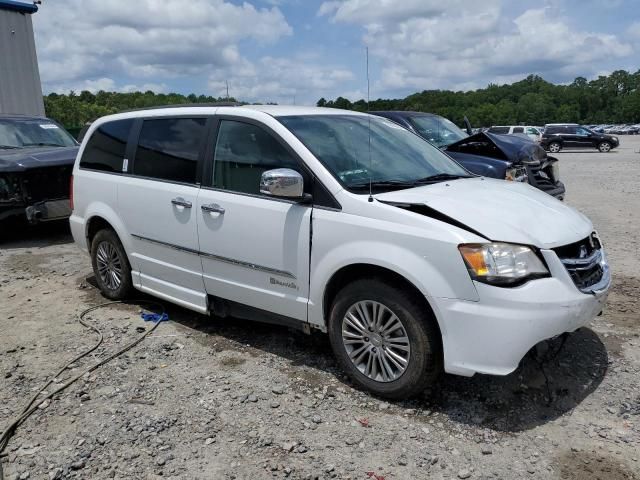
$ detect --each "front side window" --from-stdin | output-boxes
[0,119,77,149]
[576,127,591,136]
[526,127,539,135]
[133,117,206,184]
[408,115,467,147]
[278,114,468,192]
[213,120,300,195]
[80,119,133,172]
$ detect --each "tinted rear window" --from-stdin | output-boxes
[80,119,133,172]
[512,127,524,133]
[133,117,206,184]
[545,126,562,134]
[488,127,510,134]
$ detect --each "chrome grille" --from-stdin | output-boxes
[553,233,609,294]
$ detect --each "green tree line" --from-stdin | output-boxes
[317,70,640,127]
[44,90,238,129]
[44,70,640,130]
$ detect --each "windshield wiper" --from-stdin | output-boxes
[413,173,470,184]
[349,180,418,190]
[21,142,65,147]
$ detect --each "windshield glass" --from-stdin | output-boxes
[277,114,468,192]
[407,115,467,148]
[0,119,77,149]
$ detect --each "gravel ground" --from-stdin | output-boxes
[1,138,639,480]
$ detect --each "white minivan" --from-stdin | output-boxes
[70,105,610,398]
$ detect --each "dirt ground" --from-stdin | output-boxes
[1,137,639,480]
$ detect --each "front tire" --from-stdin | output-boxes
[598,141,611,153]
[548,141,562,153]
[90,229,133,300]
[328,278,442,399]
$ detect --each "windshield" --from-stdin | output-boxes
[277,115,468,192]
[0,119,77,149]
[407,115,467,148]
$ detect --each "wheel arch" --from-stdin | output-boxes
[322,263,443,344]
[82,202,131,255]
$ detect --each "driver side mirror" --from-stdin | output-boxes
[260,168,309,201]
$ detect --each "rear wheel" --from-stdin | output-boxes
[328,278,442,399]
[548,141,562,153]
[90,229,133,300]
[598,141,611,153]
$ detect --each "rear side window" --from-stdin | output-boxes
[512,127,524,133]
[133,117,206,184]
[80,119,133,172]
[545,126,561,134]
[488,127,509,134]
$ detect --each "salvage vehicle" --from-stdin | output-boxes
[70,106,610,398]
[372,111,565,200]
[1,115,78,224]
[541,124,619,153]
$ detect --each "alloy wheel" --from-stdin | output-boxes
[96,241,123,291]
[341,300,411,382]
[599,142,611,152]
[549,143,561,153]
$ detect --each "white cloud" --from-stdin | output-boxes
[319,1,634,93]
[34,0,292,91]
[208,55,355,104]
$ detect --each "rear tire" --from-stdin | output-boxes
[598,141,611,153]
[90,229,133,300]
[548,141,562,153]
[328,278,442,399]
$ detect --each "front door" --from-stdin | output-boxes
[196,118,312,322]
[119,116,209,312]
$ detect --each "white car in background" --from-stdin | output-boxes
[488,125,543,142]
[70,105,610,398]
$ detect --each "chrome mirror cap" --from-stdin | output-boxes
[260,168,304,199]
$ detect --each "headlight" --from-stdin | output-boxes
[551,162,560,181]
[458,243,549,286]
[505,166,527,182]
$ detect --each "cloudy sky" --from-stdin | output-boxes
[29,0,640,104]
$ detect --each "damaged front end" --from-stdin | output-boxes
[446,132,565,200]
[0,166,73,224]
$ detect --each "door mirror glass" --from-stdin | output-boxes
[260,168,304,199]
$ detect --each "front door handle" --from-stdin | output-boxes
[171,197,192,208]
[201,203,225,214]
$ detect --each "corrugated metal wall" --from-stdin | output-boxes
[0,8,45,116]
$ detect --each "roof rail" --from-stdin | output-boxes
[123,102,241,113]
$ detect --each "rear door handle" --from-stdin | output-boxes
[201,203,225,214]
[171,197,192,208]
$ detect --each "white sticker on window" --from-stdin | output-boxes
[122,158,129,172]
[39,124,59,129]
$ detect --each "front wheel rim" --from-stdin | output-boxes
[550,143,560,152]
[600,143,610,152]
[341,300,411,383]
[96,241,123,291]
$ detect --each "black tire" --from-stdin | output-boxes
[90,228,133,300]
[548,141,562,153]
[598,141,611,153]
[328,278,442,399]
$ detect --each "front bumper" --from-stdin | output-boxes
[433,248,610,377]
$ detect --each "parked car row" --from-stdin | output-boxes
[589,124,640,135]
[67,104,610,398]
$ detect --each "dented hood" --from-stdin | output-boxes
[375,177,592,248]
